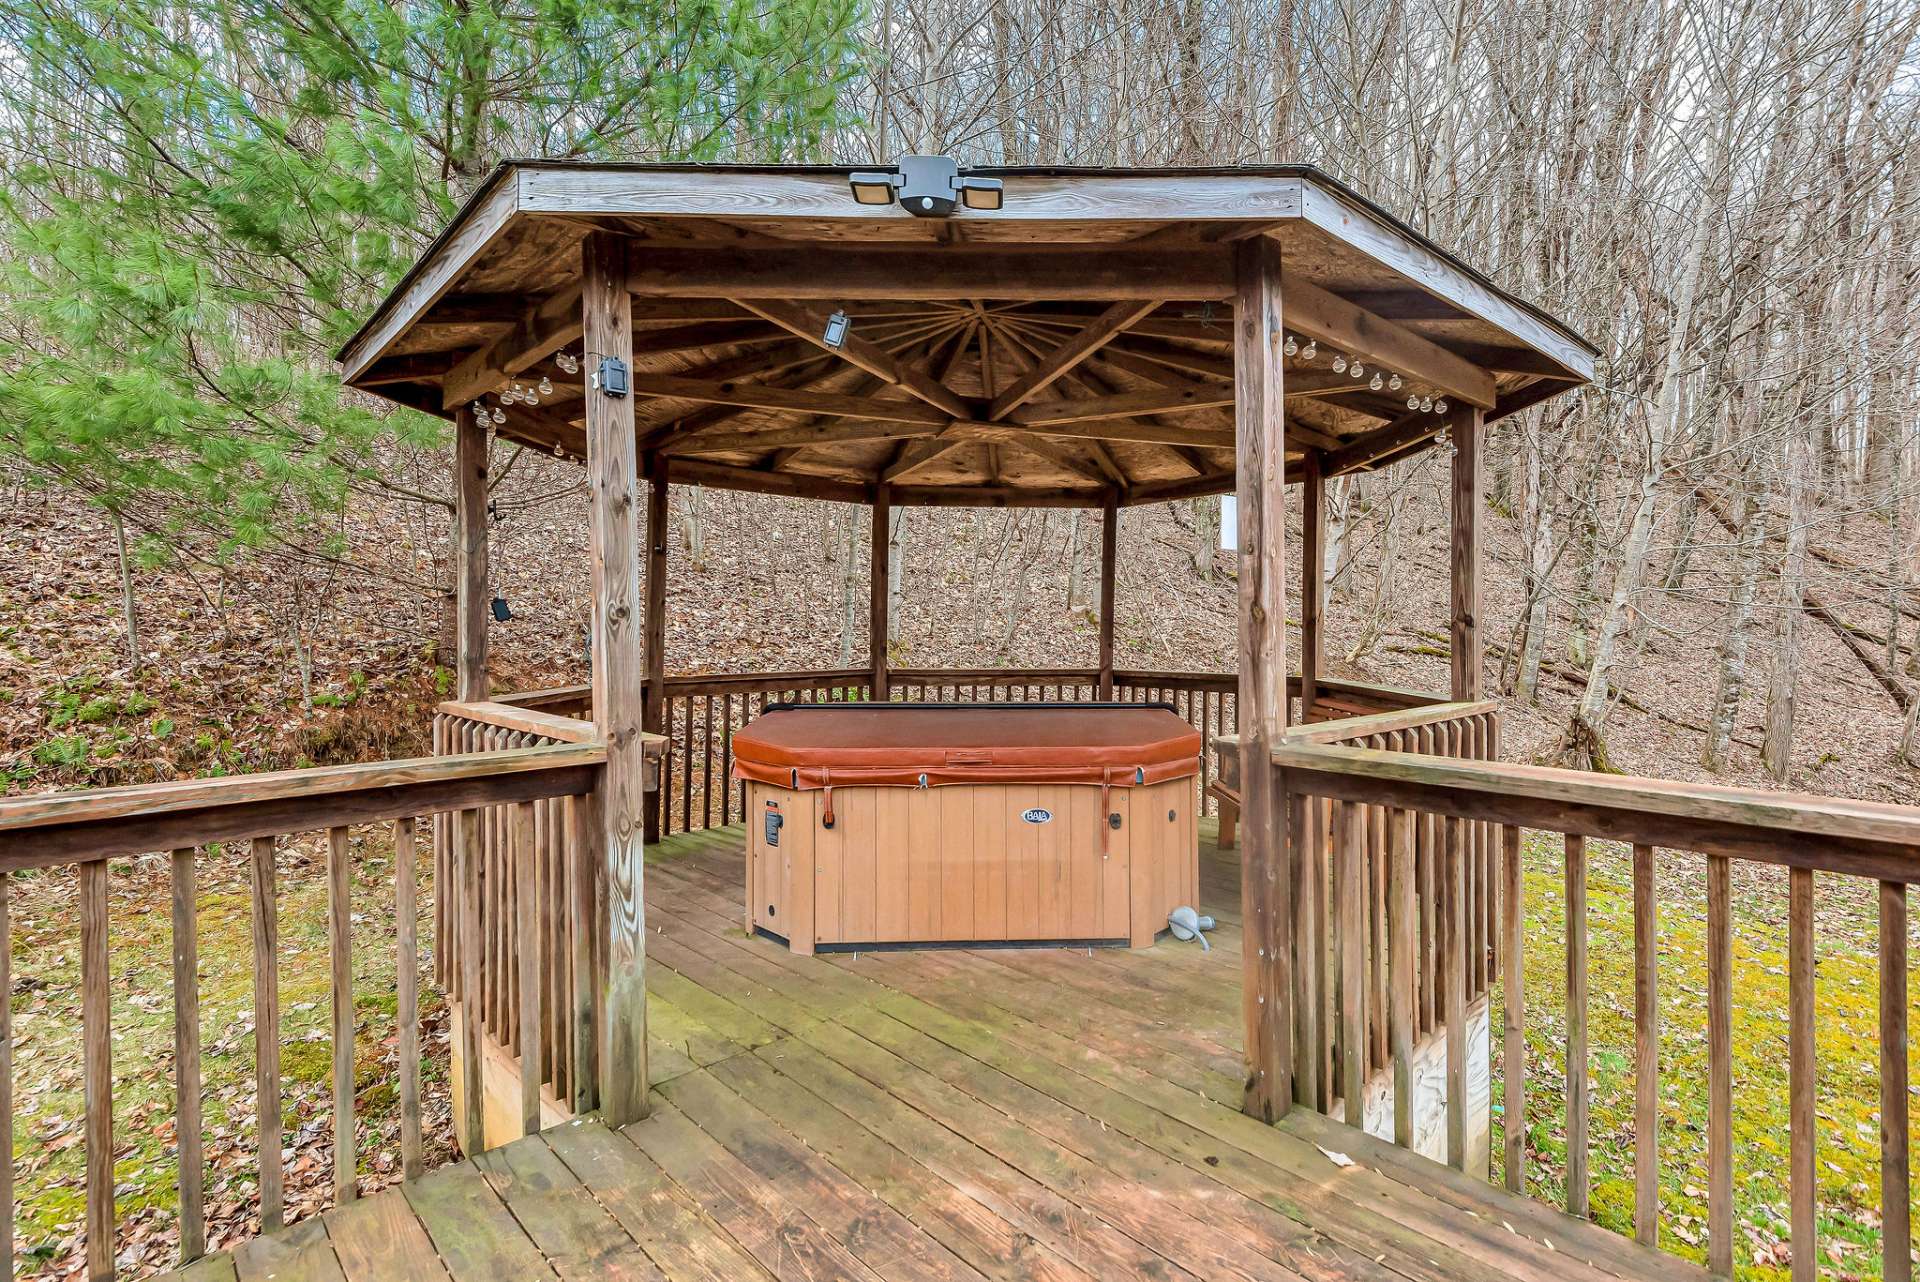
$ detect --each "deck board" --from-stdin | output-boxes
[161,821,1707,1282]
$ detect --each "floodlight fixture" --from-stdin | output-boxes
[847,155,1004,218]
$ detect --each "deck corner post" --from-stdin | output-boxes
[1097,491,1118,699]
[454,402,489,702]
[871,484,891,701]
[583,230,650,1126]
[1233,235,1293,1122]
[1449,405,1484,701]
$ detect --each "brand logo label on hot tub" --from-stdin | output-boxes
[1020,808,1053,824]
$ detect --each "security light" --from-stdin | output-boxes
[822,310,851,349]
[847,155,1004,218]
[592,355,629,398]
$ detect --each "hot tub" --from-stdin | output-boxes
[729,702,1201,952]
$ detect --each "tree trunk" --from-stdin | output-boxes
[1515,430,1553,702]
[1703,483,1766,772]
[1763,430,1811,782]
[1189,496,1219,577]
[886,505,906,648]
[678,485,706,571]
[110,507,139,671]
[836,508,860,668]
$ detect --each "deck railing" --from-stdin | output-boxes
[1216,698,1500,1111]
[1270,737,1920,1282]
[432,702,606,1126]
[0,741,605,1279]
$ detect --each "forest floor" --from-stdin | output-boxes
[1,449,1917,1278]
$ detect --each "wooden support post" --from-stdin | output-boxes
[1233,236,1292,1122]
[583,231,650,1126]
[1300,454,1325,719]
[643,454,669,844]
[1097,493,1118,699]
[1449,407,1484,700]
[871,485,891,701]
[454,403,490,702]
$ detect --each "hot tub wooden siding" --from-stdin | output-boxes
[747,778,1197,951]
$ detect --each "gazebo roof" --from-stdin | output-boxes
[339,161,1597,508]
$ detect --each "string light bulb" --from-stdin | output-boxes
[1284,334,1298,357]
[1419,396,1434,412]
[1370,373,1384,391]
[1389,373,1402,391]
[1434,398,1449,414]
[1301,340,1317,360]
[537,375,553,396]
[1332,354,1348,373]
[490,406,506,425]
[1350,361,1365,379]
[1407,395,1420,410]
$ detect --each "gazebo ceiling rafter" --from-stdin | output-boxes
[339,161,1597,507]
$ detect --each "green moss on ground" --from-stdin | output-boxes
[7,828,455,1276]
[1491,833,1914,1281]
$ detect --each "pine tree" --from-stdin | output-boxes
[0,0,865,560]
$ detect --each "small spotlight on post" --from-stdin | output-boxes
[822,309,851,349]
[956,176,1003,210]
[848,171,899,205]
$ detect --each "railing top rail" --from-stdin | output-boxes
[437,700,600,744]
[1303,676,1448,708]
[1212,700,1492,754]
[0,743,606,868]
[1274,740,1920,881]
[1285,699,1496,743]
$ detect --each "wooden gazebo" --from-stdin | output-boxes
[337,158,1597,1135]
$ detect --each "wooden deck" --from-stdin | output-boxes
[164,821,1703,1282]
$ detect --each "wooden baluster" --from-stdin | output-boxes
[250,836,283,1231]
[1291,789,1322,1112]
[1337,801,1365,1126]
[1566,833,1590,1218]
[1444,814,1466,1170]
[1882,879,1911,1282]
[1417,726,1437,1035]
[515,801,542,1135]
[396,818,423,1179]
[458,808,485,1153]
[1502,823,1525,1194]
[680,695,693,834]
[570,794,598,1114]
[327,826,356,1203]
[1789,867,1815,1282]
[1707,854,1733,1277]
[702,695,714,831]
[1389,805,1414,1147]
[1633,842,1658,1246]
[485,727,501,1042]
[170,847,205,1262]
[722,694,737,826]
[1371,791,1388,1072]
[432,717,448,991]
[81,858,112,1281]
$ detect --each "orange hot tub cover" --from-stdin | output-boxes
[729,702,1202,791]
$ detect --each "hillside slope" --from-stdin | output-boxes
[2,451,1914,805]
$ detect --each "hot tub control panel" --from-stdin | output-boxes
[763,802,783,847]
